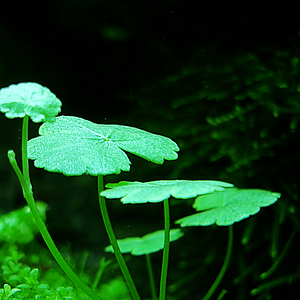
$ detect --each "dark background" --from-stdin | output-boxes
[1,0,300,299]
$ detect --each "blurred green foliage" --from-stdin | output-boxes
[125,47,300,185]
[0,203,47,244]
[0,206,130,300]
[121,45,300,299]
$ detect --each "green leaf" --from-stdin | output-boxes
[105,229,184,256]
[28,115,179,176]
[176,188,281,226]
[98,277,131,300]
[29,268,39,281]
[0,202,47,244]
[0,82,62,122]
[2,284,21,299]
[101,180,234,204]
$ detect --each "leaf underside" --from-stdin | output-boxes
[28,115,180,176]
[105,229,184,256]
[176,188,281,226]
[0,82,61,122]
[101,180,234,203]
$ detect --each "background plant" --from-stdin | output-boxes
[121,46,300,299]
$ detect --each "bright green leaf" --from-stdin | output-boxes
[28,115,179,176]
[105,229,184,256]
[176,188,280,226]
[0,82,61,122]
[101,180,234,204]
[29,268,39,281]
[2,284,21,299]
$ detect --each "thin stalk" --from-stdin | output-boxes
[21,116,31,190]
[97,175,141,300]
[145,254,157,300]
[159,199,171,300]
[202,226,233,300]
[92,258,112,290]
[8,150,103,300]
[78,250,89,277]
[260,228,296,280]
[216,289,227,300]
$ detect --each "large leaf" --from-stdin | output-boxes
[101,180,234,203]
[176,188,281,226]
[105,229,184,256]
[0,82,61,122]
[28,115,179,176]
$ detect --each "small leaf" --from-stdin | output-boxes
[176,188,281,226]
[101,180,234,204]
[29,268,39,281]
[56,286,73,298]
[3,284,20,298]
[0,82,62,122]
[7,287,21,298]
[35,283,50,293]
[105,229,184,256]
[28,115,179,176]
[17,284,31,290]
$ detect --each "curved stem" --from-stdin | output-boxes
[260,228,296,280]
[159,199,171,300]
[8,150,103,300]
[97,176,141,300]
[202,225,233,300]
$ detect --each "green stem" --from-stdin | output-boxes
[260,228,296,280]
[216,289,227,300]
[159,199,171,300]
[7,150,104,300]
[97,175,141,300]
[92,258,112,291]
[145,254,157,300]
[21,116,31,190]
[202,226,233,300]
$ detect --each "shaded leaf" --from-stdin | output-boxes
[101,180,234,203]
[176,188,280,226]
[105,229,184,256]
[0,82,61,122]
[98,277,131,300]
[28,116,179,176]
[0,202,47,244]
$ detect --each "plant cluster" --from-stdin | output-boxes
[0,82,281,299]
[0,206,73,300]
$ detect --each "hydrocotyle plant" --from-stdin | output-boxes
[0,82,281,300]
[100,181,280,300]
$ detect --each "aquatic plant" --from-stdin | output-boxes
[0,82,280,300]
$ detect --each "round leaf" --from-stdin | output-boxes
[0,82,61,122]
[28,115,179,176]
[105,229,184,256]
[101,180,234,203]
[176,188,281,226]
